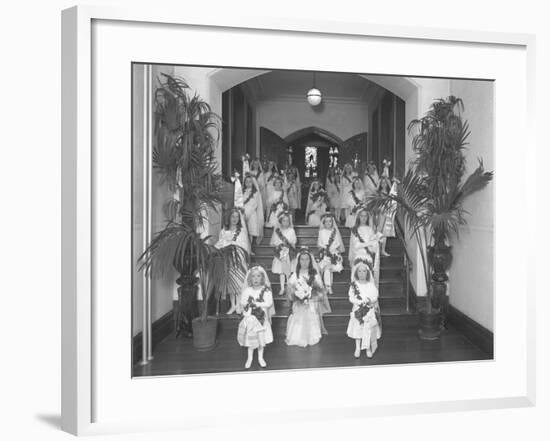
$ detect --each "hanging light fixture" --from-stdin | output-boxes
[306,71,322,106]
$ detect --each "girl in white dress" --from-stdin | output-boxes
[376,176,397,257]
[346,260,382,358]
[348,208,383,287]
[237,266,275,369]
[243,174,264,248]
[363,161,380,199]
[264,162,279,218]
[325,167,341,216]
[305,180,328,227]
[215,208,251,314]
[285,162,302,216]
[285,249,332,347]
[266,176,290,228]
[340,163,356,223]
[250,158,267,211]
[344,177,366,228]
[317,213,345,295]
[270,211,297,296]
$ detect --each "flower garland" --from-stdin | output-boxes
[319,228,341,265]
[243,185,257,206]
[342,174,352,184]
[244,286,268,325]
[231,224,242,242]
[274,227,296,260]
[352,281,371,325]
[351,227,376,262]
[269,192,286,214]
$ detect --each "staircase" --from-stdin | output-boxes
[217,211,416,336]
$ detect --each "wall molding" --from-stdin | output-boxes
[257,94,369,106]
[132,309,174,366]
[447,305,494,357]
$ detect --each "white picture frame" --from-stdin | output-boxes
[62,5,536,436]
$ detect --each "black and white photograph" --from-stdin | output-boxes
[131,64,494,377]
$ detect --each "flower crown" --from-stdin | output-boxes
[277,210,291,221]
[353,257,373,272]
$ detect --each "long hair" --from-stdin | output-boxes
[352,208,370,231]
[243,175,257,194]
[296,250,316,277]
[353,261,373,282]
[223,207,243,230]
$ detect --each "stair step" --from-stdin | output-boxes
[270,296,406,314]
[263,269,404,284]
[251,254,405,270]
[217,309,417,334]
[270,281,406,297]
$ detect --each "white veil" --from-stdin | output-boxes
[243,265,276,319]
[269,210,294,248]
[291,247,322,275]
[244,173,265,239]
[318,212,345,253]
[305,179,322,218]
[351,258,375,282]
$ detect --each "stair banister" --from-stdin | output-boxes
[394,216,412,312]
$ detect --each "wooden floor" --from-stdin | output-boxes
[133,322,492,377]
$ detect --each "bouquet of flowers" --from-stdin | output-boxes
[244,295,266,325]
[319,248,342,266]
[293,277,313,304]
[275,244,290,261]
[310,188,329,205]
[354,301,372,325]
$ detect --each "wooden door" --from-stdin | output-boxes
[260,127,288,169]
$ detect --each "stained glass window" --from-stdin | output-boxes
[305,146,317,178]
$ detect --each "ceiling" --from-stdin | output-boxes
[239,70,383,104]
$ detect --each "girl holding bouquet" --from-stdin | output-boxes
[305,180,328,227]
[376,176,397,257]
[285,161,302,216]
[237,266,275,369]
[243,174,264,248]
[285,249,332,347]
[215,207,251,314]
[344,177,366,228]
[346,259,382,358]
[325,167,342,218]
[270,211,297,296]
[250,158,267,211]
[264,162,279,218]
[317,213,345,295]
[348,208,383,287]
[266,176,290,228]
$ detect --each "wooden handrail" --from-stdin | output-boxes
[394,215,412,312]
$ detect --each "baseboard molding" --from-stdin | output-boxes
[133,308,175,366]
[447,305,494,357]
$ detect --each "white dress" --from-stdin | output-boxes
[340,173,354,202]
[285,271,331,347]
[243,187,264,237]
[215,226,250,310]
[348,225,382,286]
[344,189,365,228]
[237,286,274,349]
[363,173,379,197]
[317,227,344,274]
[306,197,327,227]
[326,177,341,211]
[270,227,297,276]
[266,189,289,228]
[346,281,382,351]
[251,169,267,213]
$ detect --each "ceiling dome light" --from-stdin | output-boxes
[306,88,322,106]
[306,72,322,106]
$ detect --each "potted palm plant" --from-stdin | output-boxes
[139,74,247,351]
[366,96,493,339]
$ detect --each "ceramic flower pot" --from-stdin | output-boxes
[428,244,453,274]
[418,309,442,340]
[192,316,218,351]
